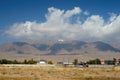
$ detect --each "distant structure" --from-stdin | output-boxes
[100,58,120,65]
[58,39,64,42]
[57,62,74,67]
[100,59,105,65]
[37,60,47,65]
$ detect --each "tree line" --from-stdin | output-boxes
[0,59,37,64]
[0,59,53,64]
[0,58,118,65]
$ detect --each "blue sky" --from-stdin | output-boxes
[0,0,120,44]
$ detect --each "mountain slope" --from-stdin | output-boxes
[0,41,120,55]
[93,41,120,52]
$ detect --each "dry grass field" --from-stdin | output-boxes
[0,65,120,80]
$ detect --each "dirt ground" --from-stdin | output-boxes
[0,66,120,80]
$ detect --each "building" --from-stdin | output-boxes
[100,58,120,65]
[76,62,88,67]
[37,60,47,65]
[57,62,74,66]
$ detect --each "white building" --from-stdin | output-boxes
[37,60,47,65]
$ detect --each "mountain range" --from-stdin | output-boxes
[0,40,120,61]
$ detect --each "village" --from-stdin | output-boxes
[1,58,120,68]
[36,58,120,67]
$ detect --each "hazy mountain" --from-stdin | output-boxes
[0,41,120,55]
[0,40,120,62]
[93,41,120,52]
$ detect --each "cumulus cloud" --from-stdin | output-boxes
[5,7,120,41]
[83,11,89,15]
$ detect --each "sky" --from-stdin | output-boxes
[0,0,120,44]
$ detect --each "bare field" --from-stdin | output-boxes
[0,66,120,80]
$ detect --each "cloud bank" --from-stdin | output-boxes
[5,7,120,41]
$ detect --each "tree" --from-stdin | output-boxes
[27,59,37,64]
[48,61,53,64]
[13,60,19,64]
[1,59,8,64]
[113,58,117,65]
[23,59,28,64]
[87,58,101,64]
[73,59,78,65]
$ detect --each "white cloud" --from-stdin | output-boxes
[83,11,89,15]
[5,7,120,41]
[108,13,117,22]
[64,7,81,18]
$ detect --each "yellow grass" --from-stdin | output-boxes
[0,66,120,80]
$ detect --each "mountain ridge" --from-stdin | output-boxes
[0,41,120,55]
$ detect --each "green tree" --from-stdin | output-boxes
[73,59,78,65]
[23,59,28,64]
[48,61,53,64]
[113,58,117,65]
[13,60,19,64]
[87,58,101,64]
[0,59,12,64]
[28,59,37,64]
